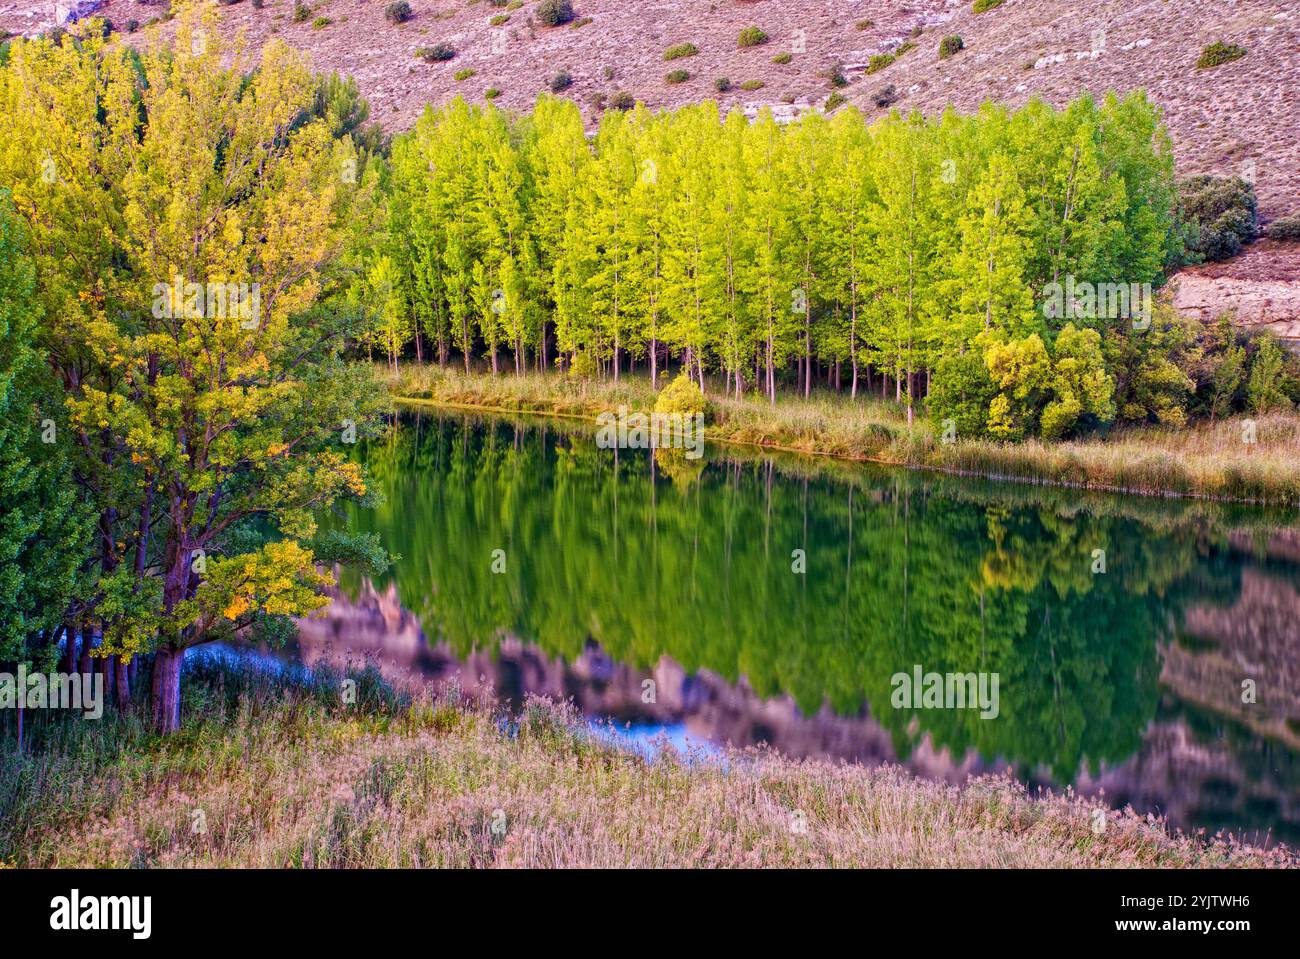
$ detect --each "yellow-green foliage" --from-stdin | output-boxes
[654,372,709,420]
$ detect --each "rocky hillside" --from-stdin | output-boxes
[3,0,1296,219]
[4,0,1297,325]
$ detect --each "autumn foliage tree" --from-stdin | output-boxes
[0,5,389,731]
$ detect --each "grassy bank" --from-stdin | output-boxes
[2,656,1292,868]
[385,366,1300,505]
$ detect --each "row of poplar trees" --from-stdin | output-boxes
[378,90,1182,422]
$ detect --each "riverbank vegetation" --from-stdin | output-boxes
[2,656,1290,868]
[389,366,1300,503]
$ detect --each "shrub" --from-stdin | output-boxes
[384,1,412,25]
[312,16,332,28]
[972,0,1004,12]
[827,64,848,87]
[549,70,572,92]
[714,77,732,92]
[292,2,310,23]
[739,79,764,91]
[125,18,140,31]
[663,42,698,61]
[665,69,689,84]
[655,372,708,420]
[507,0,522,8]
[866,53,895,74]
[608,90,634,110]
[895,41,916,56]
[484,88,502,100]
[490,14,509,25]
[824,92,846,112]
[454,68,476,81]
[536,0,574,27]
[571,16,592,27]
[1197,41,1246,69]
[872,84,898,108]
[855,19,873,30]
[939,35,964,59]
[1267,217,1300,241]
[772,52,792,64]
[737,27,768,47]
[416,43,456,62]
[1178,175,1257,262]
[251,0,262,7]
[1247,335,1293,414]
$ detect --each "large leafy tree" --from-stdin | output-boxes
[0,6,388,731]
[0,194,93,719]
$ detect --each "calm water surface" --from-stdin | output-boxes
[294,407,1300,843]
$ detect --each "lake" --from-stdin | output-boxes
[293,406,1300,845]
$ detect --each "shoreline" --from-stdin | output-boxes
[4,656,1292,868]
[386,370,1300,507]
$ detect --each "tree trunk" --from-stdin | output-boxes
[100,654,115,707]
[115,655,130,706]
[62,626,78,675]
[151,646,183,733]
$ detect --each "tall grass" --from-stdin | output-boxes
[385,366,1300,504]
[2,656,1292,867]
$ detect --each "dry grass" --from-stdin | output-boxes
[2,656,1292,868]
[386,366,1300,504]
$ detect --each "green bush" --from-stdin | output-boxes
[549,70,572,92]
[455,68,476,81]
[608,90,634,110]
[939,35,964,59]
[664,42,698,61]
[536,0,574,27]
[866,52,895,74]
[311,15,332,28]
[383,1,411,25]
[824,92,846,112]
[1178,175,1257,262]
[1267,216,1300,241]
[738,27,768,48]
[490,14,509,25]
[894,41,916,57]
[973,0,1004,12]
[484,88,502,100]
[665,69,689,85]
[655,372,708,420]
[855,19,873,30]
[714,77,732,92]
[772,52,792,64]
[739,79,764,91]
[416,43,456,62]
[292,2,311,23]
[1197,41,1247,69]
